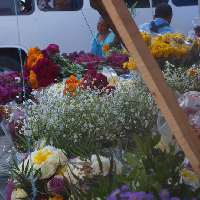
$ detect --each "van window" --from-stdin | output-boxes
[38,0,83,10]
[0,1,12,14]
[0,0,33,15]
[125,0,169,8]
[172,0,197,6]
[90,0,169,10]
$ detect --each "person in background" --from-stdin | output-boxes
[139,3,175,34]
[91,17,120,57]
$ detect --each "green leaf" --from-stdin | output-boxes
[129,167,138,179]
[144,140,151,154]
[141,169,147,182]
[92,188,105,199]
[124,152,141,166]
[153,181,162,192]
[152,134,161,147]
[133,133,143,153]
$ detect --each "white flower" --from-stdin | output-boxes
[113,158,123,175]
[38,162,56,179]
[11,189,29,200]
[15,77,21,83]
[91,155,110,176]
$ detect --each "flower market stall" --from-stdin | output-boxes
[1,0,200,199]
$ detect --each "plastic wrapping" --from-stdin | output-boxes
[102,66,119,86]
[157,91,200,150]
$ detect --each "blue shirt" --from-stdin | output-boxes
[91,32,115,56]
[139,18,175,34]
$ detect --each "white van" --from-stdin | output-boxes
[0,0,198,73]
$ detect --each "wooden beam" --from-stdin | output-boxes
[102,0,200,177]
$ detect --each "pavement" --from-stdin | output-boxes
[0,134,16,200]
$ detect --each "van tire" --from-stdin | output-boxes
[0,56,21,74]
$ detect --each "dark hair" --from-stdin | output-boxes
[99,17,109,28]
[155,3,172,19]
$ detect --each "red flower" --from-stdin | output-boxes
[46,44,60,54]
[82,70,108,90]
[32,58,60,87]
[47,65,60,78]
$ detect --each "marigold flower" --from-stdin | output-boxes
[189,70,196,77]
[103,43,109,53]
[63,75,82,97]
[30,70,38,88]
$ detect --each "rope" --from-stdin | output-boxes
[75,0,93,36]
[13,1,37,199]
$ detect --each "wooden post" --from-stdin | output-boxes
[101,0,200,177]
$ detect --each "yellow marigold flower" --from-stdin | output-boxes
[123,48,129,54]
[123,62,128,69]
[157,35,163,40]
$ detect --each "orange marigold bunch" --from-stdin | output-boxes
[189,69,196,77]
[63,75,82,97]
[27,46,43,68]
[103,43,109,53]
[30,70,38,88]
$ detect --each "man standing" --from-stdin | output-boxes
[139,3,175,34]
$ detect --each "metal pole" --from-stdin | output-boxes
[149,0,153,20]
[199,0,200,15]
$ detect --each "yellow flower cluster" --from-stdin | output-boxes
[27,46,43,68]
[181,168,199,181]
[140,30,151,45]
[150,32,198,60]
[149,39,174,58]
[34,149,52,165]
[123,57,137,71]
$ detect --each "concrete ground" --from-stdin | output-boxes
[0,135,16,200]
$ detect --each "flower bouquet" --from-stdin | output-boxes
[23,45,88,89]
[149,32,199,70]
[0,71,32,105]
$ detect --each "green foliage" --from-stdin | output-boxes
[1,158,41,199]
[50,53,88,79]
[118,133,200,199]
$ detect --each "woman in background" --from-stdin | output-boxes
[91,17,120,57]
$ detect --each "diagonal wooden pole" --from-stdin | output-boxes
[101,0,200,177]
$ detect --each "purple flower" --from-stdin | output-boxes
[170,198,180,200]
[146,193,155,200]
[106,196,117,200]
[25,151,30,160]
[1,89,8,97]
[6,181,14,200]
[121,185,129,191]
[159,189,169,200]
[129,192,142,200]
[111,189,120,196]
[49,177,68,195]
